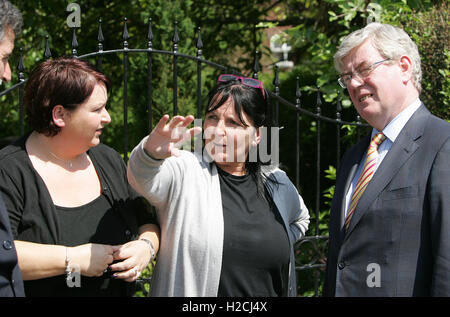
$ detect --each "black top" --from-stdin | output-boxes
[0,195,25,297]
[217,167,290,297]
[0,134,156,297]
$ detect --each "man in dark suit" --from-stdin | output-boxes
[323,22,450,296]
[0,0,25,296]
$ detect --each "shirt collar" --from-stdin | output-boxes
[372,98,422,142]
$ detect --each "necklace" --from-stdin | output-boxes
[47,149,75,169]
[32,132,85,170]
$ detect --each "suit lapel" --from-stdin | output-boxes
[344,105,428,238]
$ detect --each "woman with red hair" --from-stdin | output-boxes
[0,57,159,296]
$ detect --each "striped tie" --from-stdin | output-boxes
[344,132,386,231]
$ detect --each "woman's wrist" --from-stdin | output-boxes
[65,247,73,281]
[143,147,163,161]
[139,238,156,261]
[143,138,164,161]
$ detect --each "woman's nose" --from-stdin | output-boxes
[214,120,226,136]
[102,108,111,124]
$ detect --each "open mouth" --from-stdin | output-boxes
[359,94,373,102]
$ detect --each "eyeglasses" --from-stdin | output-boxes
[338,58,390,88]
[218,74,266,99]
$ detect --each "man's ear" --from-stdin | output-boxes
[52,105,68,128]
[398,55,413,84]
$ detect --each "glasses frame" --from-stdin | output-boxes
[217,74,266,99]
[338,58,391,88]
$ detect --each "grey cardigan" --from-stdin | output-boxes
[127,137,310,296]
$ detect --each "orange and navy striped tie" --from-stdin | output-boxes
[344,132,386,231]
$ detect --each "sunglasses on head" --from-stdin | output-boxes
[217,74,266,99]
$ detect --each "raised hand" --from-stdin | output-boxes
[144,114,202,160]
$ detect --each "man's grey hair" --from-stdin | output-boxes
[334,22,422,93]
[0,0,23,41]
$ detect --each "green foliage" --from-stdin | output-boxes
[3,0,276,147]
[295,164,335,297]
[323,165,336,204]
[388,1,449,119]
[441,50,450,109]
[134,261,155,297]
[275,0,449,121]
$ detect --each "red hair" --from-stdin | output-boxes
[24,57,110,136]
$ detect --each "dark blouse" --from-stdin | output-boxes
[0,134,156,296]
[217,167,290,297]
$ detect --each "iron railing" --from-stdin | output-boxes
[0,18,369,297]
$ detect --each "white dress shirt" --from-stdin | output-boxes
[344,98,422,217]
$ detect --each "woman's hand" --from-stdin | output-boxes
[108,240,152,282]
[69,243,117,277]
[144,114,202,160]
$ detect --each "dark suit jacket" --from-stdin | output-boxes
[323,105,450,296]
[0,195,25,296]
